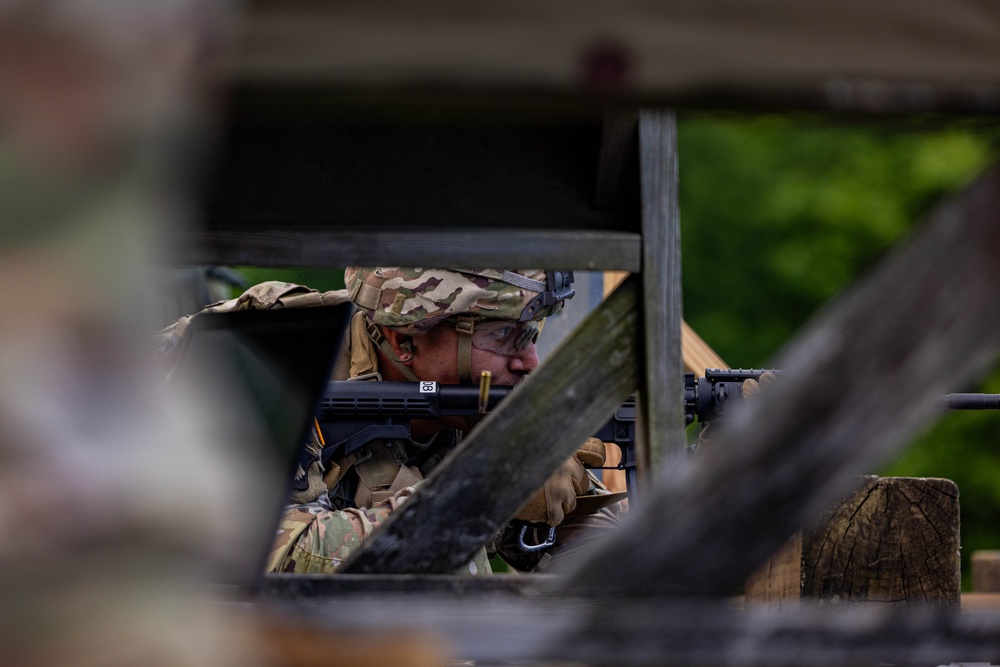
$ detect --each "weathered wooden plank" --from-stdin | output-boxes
[261,573,555,598]
[636,110,685,475]
[561,163,1000,596]
[226,0,1000,114]
[339,276,640,573]
[253,593,1000,667]
[744,533,803,610]
[175,229,642,272]
[255,617,445,667]
[682,320,728,374]
[747,477,961,609]
[972,551,1000,593]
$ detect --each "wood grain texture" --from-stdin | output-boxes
[972,550,1000,593]
[682,320,728,374]
[339,276,640,574]
[802,476,960,608]
[746,477,961,609]
[637,110,685,474]
[559,163,1000,597]
[744,532,803,610]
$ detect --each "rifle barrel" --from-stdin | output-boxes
[946,393,1000,410]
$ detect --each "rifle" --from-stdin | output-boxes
[684,368,782,427]
[944,394,1000,410]
[315,371,799,502]
[314,373,999,554]
[314,370,790,501]
[684,369,1000,420]
[316,380,638,508]
[316,369,792,492]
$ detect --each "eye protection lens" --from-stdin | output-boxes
[467,320,541,355]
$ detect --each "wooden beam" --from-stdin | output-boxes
[226,0,1000,114]
[261,573,555,598]
[973,551,1000,593]
[605,273,729,376]
[251,592,1000,667]
[339,276,640,574]
[175,229,642,272]
[682,320,728,374]
[636,110,685,476]
[560,162,1000,596]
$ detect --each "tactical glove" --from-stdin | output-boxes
[740,370,778,399]
[697,371,779,450]
[514,437,606,527]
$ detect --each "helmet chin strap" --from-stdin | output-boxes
[455,315,476,385]
[366,320,420,382]
[368,317,478,384]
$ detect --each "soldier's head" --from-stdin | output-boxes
[345,267,575,386]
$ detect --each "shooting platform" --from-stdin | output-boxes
[173,2,1000,664]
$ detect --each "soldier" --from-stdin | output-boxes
[162,267,623,574]
[271,266,624,574]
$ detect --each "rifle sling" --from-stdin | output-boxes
[566,491,629,519]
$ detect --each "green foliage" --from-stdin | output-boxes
[233,267,347,294]
[679,115,995,365]
[678,113,1000,589]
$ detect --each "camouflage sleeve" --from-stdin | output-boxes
[268,486,494,575]
[268,489,412,574]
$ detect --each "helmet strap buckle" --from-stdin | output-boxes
[455,315,476,384]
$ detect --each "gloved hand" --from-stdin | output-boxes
[697,371,779,450]
[740,370,778,399]
[514,437,606,527]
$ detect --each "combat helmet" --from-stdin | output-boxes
[345,267,575,383]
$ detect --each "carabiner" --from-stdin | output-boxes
[517,525,557,552]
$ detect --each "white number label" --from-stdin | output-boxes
[419,381,437,393]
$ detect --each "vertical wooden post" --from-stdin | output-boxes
[972,551,1000,592]
[746,477,961,609]
[637,110,685,480]
[744,533,803,610]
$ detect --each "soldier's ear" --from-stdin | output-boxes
[382,328,415,364]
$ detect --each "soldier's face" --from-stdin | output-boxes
[410,321,539,386]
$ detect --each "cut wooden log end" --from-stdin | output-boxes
[747,477,960,609]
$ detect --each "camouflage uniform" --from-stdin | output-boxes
[160,268,623,575]
[269,267,573,574]
[156,277,495,574]
[267,309,491,575]
[0,1,266,664]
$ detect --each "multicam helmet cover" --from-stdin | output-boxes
[345,267,575,335]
